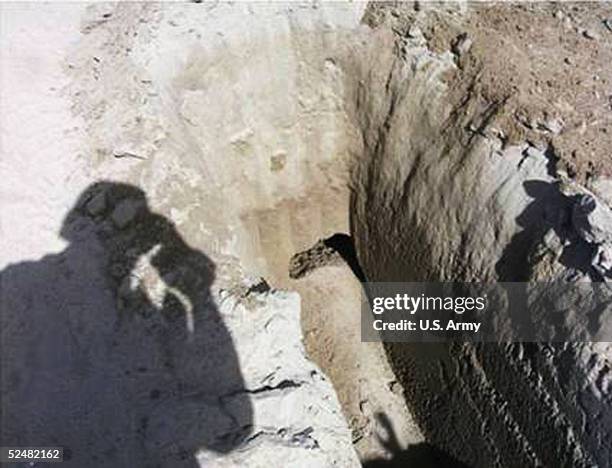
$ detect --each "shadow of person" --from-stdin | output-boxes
[0,181,253,467]
[362,413,471,468]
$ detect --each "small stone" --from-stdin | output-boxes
[583,29,600,40]
[388,380,402,395]
[603,19,612,32]
[358,399,370,414]
[572,194,612,245]
[452,33,472,57]
[554,10,564,20]
[407,25,424,40]
[540,118,564,135]
[270,152,287,172]
[524,145,543,159]
[597,244,612,271]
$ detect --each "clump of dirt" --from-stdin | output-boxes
[289,239,343,279]
[290,233,366,281]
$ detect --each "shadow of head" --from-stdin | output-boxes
[60,180,216,297]
[1,181,253,466]
[362,412,471,468]
[60,181,151,240]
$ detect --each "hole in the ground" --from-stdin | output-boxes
[323,233,367,282]
[289,232,366,282]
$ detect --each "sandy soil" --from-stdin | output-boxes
[365,2,612,187]
[458,2,612,184]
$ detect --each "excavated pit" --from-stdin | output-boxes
[83,3,610,466]
[7,2,612,466]
[46,2,426,462]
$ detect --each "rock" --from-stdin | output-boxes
[451,33,472,57]
[405,24,427,47]
[407,25,423,39]
[270,152,287,172]
[572,193,612,245]
[594,244,612,274]
[228,276,271,298]
[539,117,564,135]
[591,177,612,207]
[583,29,600,40]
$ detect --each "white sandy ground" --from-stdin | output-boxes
[0,3,92,267]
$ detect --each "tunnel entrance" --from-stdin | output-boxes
[289,233,366,283]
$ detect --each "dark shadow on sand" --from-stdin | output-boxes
[362,413,471,468]
[0,181,252,467]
